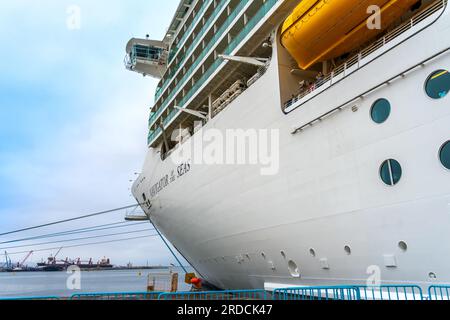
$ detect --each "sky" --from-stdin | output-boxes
[0,0,184,266]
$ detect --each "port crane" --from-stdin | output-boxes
[48,247,63,264]
[3,251,12,269]
[17,251,34,268]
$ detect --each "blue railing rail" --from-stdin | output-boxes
[273,286,360,301]
[354,285,424,301]
[158,289,268,300]
[2,284,446,301]
[70,291,163,300]
[428,285,450,300]
[0,296,60,301]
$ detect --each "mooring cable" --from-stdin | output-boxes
[0,221,149,245]
[0,204,140,237]
[0,234,158,256]
[148,218,189,274]
[0,228,154,251]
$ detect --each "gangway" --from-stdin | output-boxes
[124,207,149,222]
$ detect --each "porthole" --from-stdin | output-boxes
[380,159,402,186]
[398,241,408,252]
[439,141,450,170]
[371,98,391,124]
[288,260,300,278]
[344,246,352,255]
[425,69,450,99]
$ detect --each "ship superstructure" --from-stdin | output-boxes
[125,0,296,151]
[126,0,450,290]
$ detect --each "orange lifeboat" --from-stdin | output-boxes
[281,0,420,70]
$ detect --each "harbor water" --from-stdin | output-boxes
[0,267,193,298]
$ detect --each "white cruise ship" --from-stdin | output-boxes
[126,0,450,290]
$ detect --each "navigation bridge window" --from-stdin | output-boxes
[425,70,450,99]
[371,99,391,124]
[133,45,163,60]
[380,159,402,186]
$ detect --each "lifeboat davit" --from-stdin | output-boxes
[282,0,420,70]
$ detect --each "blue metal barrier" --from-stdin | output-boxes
[273,286,360,301]
[353,285,424,301]
[70,291,162,300]
[428,285,450,300]
[1,285,445,301]
[158,290,268,300]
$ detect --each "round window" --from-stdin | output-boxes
[380,159,402,186]
[371,99,391,124]
[425,70,450,99]
[440,141,450,170]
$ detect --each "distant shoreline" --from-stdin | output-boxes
[0,266,176,273]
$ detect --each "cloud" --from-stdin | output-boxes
[0,0,184,266]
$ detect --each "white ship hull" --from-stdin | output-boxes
[133,2,450,290]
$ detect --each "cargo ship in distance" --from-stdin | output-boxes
[36,251,113,272]
[126,0,450,290]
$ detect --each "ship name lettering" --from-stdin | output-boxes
[149,175,169,198]
[177,161,191,178]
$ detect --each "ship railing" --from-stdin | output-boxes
[284,0,447,112]
[124,53,134,71]
[149,0,252,127]
[158,289,268,300]
[168,0,215,66]
[247,64,269,88]
[428,285,450,300]
[157,0,229,101]
[148,0,278,145]
[70,291,163,300]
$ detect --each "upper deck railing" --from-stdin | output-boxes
[284,0,447,113]
[147,0,254,132]
[147,0,279,146]
[155,0,229,101]
[168,0,213,64]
